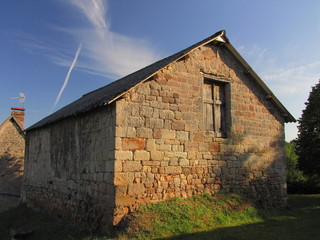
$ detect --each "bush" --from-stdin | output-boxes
[286,142,307,193]
[285,142,320,194]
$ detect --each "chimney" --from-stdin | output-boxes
[11,107,25,129]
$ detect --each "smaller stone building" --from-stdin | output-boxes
[0,108,25,211]
[22,30,295,231]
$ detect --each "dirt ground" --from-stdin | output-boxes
[0,194,20,212]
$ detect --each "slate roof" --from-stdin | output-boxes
[27,30,295,131]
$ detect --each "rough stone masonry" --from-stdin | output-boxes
[22,31,294,231]
[0,108,25,212]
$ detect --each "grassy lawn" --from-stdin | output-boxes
[0,194,319,240]
[161,195,320,240]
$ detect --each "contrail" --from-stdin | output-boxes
[52,43,82,111]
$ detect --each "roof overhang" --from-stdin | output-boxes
[26,30,295,131]
[221,39,295,123]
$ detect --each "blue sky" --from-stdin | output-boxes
[1,0,320,141]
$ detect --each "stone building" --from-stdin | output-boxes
[0,108,25,211]
[22,30,295,230]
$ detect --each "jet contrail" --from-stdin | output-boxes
[52,43,82,110]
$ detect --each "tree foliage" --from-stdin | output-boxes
[286,142,304,183]
[295,80,320,176]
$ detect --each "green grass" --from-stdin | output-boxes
[0,194,319,240]
[118,193,261,239]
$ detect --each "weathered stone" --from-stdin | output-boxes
[146,139,156,151]
[191,132,204,142]
[173,177,181,187]
[159,110,175,120]
[153,129,162,139]
[134,151,150,161]
[161,129,176,139]
[140,106,154,118]
[114,160,123,172]
[127,117,145,128]
[145,118,164,129]
[115,185,127,196]
[179,158,189,166]
[150,151,164,161]
[136,128,153,138]
[128,183,145,195]
[114,172,135,185]
[176,131,189,141]
[165,166,182,174]
[171,121,185,130]
[115,151,133,160]
[115,196,136,206]
[123,161,142,172]
[209,142,219,152]
[122,138,146,151]
[22,37,289,232]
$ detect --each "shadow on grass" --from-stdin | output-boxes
[0,195,319,240]
[156,195,320,240]
[0,204,105,240]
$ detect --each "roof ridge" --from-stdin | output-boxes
[26,29,294,131]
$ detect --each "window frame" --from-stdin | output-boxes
[203,76,231,138]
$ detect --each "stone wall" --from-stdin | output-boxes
[113,44,286,223]
[0,117,24,195]
[22,105,116,230]
[22,42,287,230]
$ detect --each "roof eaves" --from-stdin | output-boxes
[0,116,11,132]
[11,115,25,133]
[106,30,227,105]
[0,116,25,134]
[223,41,296,123]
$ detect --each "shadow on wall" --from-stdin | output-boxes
[0,152,23,194]
[201,43,287,208]
[0,152,23,212]
[214,132,286,208]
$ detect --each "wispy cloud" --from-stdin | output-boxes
[12,0,159,79]
[238,44,320,98]
[238,43,320,141]
[67,0,159,78]
[261,61,320,96]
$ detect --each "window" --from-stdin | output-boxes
[203,79,227,137]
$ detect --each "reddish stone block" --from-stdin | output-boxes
[209,142,220,152]
[235,125,244,134]
[173,93,179,98]
[193,86,200,91]
[192,132,204,142]
[269,141,277,147]
[151,89,159,96]
[171,121,185,130]
[164,74,173,80]
[162,96,175,104]
[122,138,146,150]
[154,129,162,139]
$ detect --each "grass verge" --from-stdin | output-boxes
[118,193,261,239]
[0,194,319,240]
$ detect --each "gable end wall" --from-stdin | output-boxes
[113,44,286,224]
[0,119,25,211]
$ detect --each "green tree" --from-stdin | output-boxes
[295,80,320,176]
[286,142,303,182]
